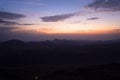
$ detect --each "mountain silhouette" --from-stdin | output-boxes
[2,39,25,46]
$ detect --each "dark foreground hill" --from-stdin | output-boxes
[0,63,120,80]
[0,39,120,80]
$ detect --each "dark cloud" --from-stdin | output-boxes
[0,19,36,26]
[0,19,19,25]
[41,13,75,22]
[87,17,99,20]
[0,11,26,20]
[87,0,120,11]
[20,24,37,25]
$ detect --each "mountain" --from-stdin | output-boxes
[1,39,25,46]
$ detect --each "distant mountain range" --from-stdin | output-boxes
[0,39,120,47]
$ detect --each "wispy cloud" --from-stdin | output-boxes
[41,13,76,22]
[0,11,37,26]
[0,19,39,26]
[41,0,120,22]
[87,17,99,20]
[7,0,43,6]
[0,19,19,25]
[0,19,37,26]
[0,11,26,20]
[86,0,120,12]
[20,24,37,26]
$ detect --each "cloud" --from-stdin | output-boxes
[87,17,99,20]
[86,0,120,11]
[41,13,75,22]
[7,0,43,6]
[0,11,29,26]
[20,24,37,25]
[41,0,120,22]
[0,11,26,20]
[0,19,38,26]
[0,19,20,25]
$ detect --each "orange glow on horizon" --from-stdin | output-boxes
[11,24,120,35]
[36,29,119,35]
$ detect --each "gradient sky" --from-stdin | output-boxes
[0,0,120,41]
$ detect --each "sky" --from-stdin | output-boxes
[0,0,120,41]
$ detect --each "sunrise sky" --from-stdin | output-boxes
[0,0,120,41]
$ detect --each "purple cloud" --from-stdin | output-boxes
[41,13,75,22]
[86,0,120,11]
[87,17,99,20]
[0,11,26,20]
